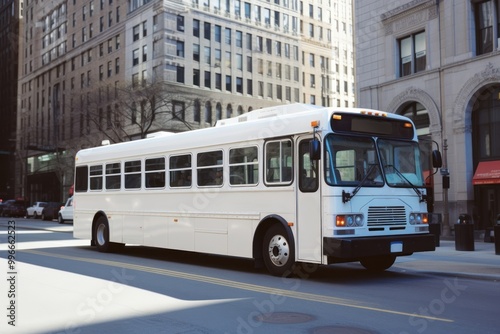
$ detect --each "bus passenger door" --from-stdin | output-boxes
[296,137,322,263]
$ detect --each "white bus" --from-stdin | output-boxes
[73,104,439,276]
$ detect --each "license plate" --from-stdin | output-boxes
[391,241,403,253]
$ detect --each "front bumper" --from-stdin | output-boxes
[323,233,435,262]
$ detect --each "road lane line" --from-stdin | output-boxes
[22,249,453,323]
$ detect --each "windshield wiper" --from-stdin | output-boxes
[342,164,378,203]
[384,164,427,202]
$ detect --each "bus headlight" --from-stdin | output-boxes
[410,212,428,225]
[336,214,364,227]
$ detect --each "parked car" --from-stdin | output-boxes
[58,197,73,224]
[2,200,28,218]
[26,201,48,218]
[41,202,64,221]
[0,200,10,216]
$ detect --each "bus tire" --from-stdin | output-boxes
[94,216,124,253]
[262,224,295,276]
[360,255,396,272]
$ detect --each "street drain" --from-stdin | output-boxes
[310,326,378,334]
[254,312,315,324]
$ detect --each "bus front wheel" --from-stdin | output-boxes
[262,224,295,276]
[360,255,396,272]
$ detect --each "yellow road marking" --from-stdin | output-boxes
[23,249,453,323]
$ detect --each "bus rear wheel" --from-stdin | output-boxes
[94,216,123,253]
[360,255,396,272]
[262,224,295,276]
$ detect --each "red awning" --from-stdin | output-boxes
[472,161,500,185]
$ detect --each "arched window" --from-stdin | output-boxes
[400,102,430,137]
[237,105,244,115]
[248,106,253,112]
[204,101,212,124]
[216,103,222,120]
[193,99,200,122]
[473,84,500,160]
[226,103,233,118]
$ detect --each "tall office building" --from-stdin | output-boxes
[355,0,500,232]
[17,0,354,202]
[0,0,22,200]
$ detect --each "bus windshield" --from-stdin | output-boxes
[378,139,424,187]
[325,134,424,188]
[325,134,383,186]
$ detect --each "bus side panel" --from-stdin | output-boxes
[122,214,143,245]
[194,217,228,255]
[228,218,255,258]
[73,212,93,240]
[168,216,194,251]
[143,215,169,248]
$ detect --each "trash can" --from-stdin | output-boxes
[428,214,441,247]
[455,214,474,251]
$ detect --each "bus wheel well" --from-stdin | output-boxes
[253,216,294,268]
[91,211,108,246]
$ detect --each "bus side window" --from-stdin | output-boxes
[145,157,166,188]
[197,150,223,186]
[299,140,318,192]
[89,165,103,190]
[265,139,293,185]
[125,160,142,189]
[75,166,89,192]
[169,155,191,188]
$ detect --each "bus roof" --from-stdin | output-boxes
[75,104,413,164]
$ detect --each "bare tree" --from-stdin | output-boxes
[71,79,202,144]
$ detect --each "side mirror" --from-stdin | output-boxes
[310,139,321,160]
[432,150,442,168]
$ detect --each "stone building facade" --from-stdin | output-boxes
[355,0,500,232]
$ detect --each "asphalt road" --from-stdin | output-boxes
[1,218,499,334]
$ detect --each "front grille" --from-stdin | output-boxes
[367,206,406,226]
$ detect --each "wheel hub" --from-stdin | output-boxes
[268,234,289,267]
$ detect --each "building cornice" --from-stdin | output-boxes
[380,0,436,22]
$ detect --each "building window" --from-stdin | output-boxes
[473,85,500,159]
[400,102,429,136]
[193,69,200,86]
[204,102,212,124]
[215,73,222,90]
[225,28,231,45]
[176,66,185,83]
[204,47,211,64]
[215,25,221,42]
[133,25,140,41]
[173,100,185,120]
[194,99,201,122]
[193,44,200,62]
[226,75,232,91]
[193,19,200,37]
[474,0,499,55]
[177,41,184,57]
[204,22,211,39]
[236,31,243,47]
[204,71,211,88]
[399,31,426,77]
[236,77,243,93]
[177,15,185,32]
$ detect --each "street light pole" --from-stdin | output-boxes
[441,139,450,236]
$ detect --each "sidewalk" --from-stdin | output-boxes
[394,238,500,280]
